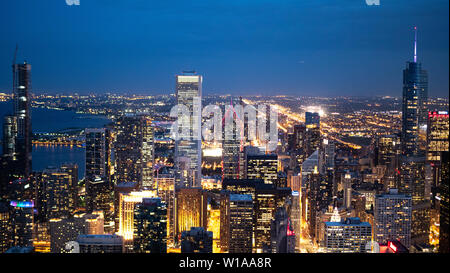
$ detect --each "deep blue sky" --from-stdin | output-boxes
[0,0,448,97]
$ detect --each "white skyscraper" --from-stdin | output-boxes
[175,73,202,187]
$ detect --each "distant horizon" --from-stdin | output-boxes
[0,89,449,100]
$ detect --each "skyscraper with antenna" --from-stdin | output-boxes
[401,26,428,156]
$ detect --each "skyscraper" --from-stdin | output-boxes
[12,61,32,178]
[2,115,17,159]
[40,166,78,219]
[374,189,412,248]
[305,112,321,157]
[246,154,278,185]
[156,175,175,246]
[377,134,401,167]
[401,27,428,156]
[133,198,167,253]
[117,190,156,248]
[399,156,430,244]
[324,217,372,253]
[0,203,11,252]
[114,115,154,188]
[222,102,245,180]
[426,111,449,191]
[10,200,34,247]
[174,188,208,240]
[49,212,104,253]
[85,128,112,185]
[439,151,449,253]
[175,73,202,187]
[221,194,253,253]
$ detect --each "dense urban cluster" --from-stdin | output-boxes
[0,35,449,255]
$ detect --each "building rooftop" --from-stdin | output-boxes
[325,217,371,227]
[230,194,252,202]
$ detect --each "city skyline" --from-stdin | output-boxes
[0,0,448,97]
[0,0,449,259]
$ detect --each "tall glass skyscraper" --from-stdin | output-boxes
[401,27,428,156]
[175,73,202,187]
[12,62,32,177]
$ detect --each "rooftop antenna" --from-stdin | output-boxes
[413,26,417,63]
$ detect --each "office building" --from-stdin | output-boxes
[133,198,167,253]
[439,151,449,253]
[175,73,202,187]
[0,203,11,252]
[174,188,208,240]
[114,115,154,188]
[49,212,104,253]
[85,128,112,185]
[374,189,412,248]
[426,111,449,190]
[156,175,175,246]
[246,154,278,185]
[220,194,253,253]
[324,217,371,253]
[10,200,34,247]
[117,190,156,246]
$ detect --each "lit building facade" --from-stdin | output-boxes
[401,28,428,156]
[85,128,112,184]
[227,194,253,253]
[114,115,154,188]
[10,200,34,247]
[427,111,449,190]
[175,73,202,187]
[374,189,412,248]
[174,188,208,241]
[324,217,371,253]
[246,154,278,185]
[439,151,449,253]
[156,176,175,246]
[118,190,156,246]
[12,62,32,178]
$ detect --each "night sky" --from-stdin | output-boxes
[0,0,448,97]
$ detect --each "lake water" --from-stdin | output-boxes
[0,101,111,179]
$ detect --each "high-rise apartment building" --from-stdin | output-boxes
[374,189,412,248]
